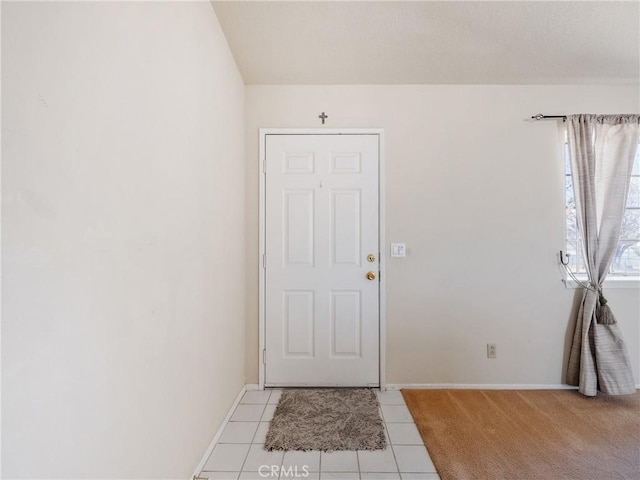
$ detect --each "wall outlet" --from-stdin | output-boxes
[487,343,497,359]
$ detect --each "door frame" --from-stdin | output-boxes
[258,128,386,390]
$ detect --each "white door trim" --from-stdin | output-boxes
[258,128,386,390]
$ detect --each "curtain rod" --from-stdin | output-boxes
[531,114,567,121]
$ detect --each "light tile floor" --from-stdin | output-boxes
[200,389,440,480]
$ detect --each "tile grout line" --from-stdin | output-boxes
[207,390,438,479]
[237,392,272,478]
[387,396,404,479]
[239,394,267,476]
[249,391,272,444]
[249,421,259,445]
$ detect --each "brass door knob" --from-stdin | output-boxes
[366,271,376,281]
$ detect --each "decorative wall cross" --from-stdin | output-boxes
[319,112,328,124]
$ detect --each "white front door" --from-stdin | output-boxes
[264,133,380,387]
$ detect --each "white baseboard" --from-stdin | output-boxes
[385,383,579,390]
[245,383,260,391]
[192,385,247,479]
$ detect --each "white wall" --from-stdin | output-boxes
[245,85,640,386]
[2,2,245,478]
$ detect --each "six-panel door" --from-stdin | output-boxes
[265,134,380,386]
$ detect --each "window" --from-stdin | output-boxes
[565,135,640,276]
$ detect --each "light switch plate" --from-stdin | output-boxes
[391,243,406,257]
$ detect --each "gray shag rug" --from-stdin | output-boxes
[264,388,386,451]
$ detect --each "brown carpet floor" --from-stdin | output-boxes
[402,389,640,480]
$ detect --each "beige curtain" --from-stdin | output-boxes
[566,114,639,396]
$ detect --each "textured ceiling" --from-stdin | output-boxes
[212,0,640,85]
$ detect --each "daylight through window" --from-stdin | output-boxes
[565,137,640,276]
